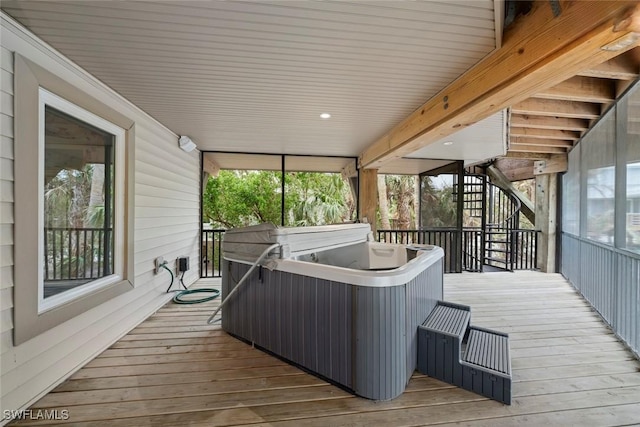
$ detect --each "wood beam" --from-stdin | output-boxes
[504,151,554,160]
[535,76,616,103]
[202,156,220,177]
[578,47,640,80]
[508,144,567,154]
[534,156,568,175]
[487,165,535,225]
[358,169,378,233]
[360,1,640,169]
[341,159,357,179]
[512,98,601,119]
[494,158,535,181]
[510,127,580,140]
[535,173,558,273]
[510,114,589,131]
[510,137,573,147]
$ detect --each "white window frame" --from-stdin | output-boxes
[37,88,126,313]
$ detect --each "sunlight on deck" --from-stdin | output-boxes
[13,272,640,426]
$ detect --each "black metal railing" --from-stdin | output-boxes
[377,228,461,273]
[377,228,538,272]
[200,227,537,277]
[44,227,112,281]
[511,229,539,270]
[462,228,484,272]
[202,229,225,278]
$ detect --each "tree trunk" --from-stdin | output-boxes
[414,176,420,229]
[397,176,413,230]
[86,164,105,227]
[377,175,391,230]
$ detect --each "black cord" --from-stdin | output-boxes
[161,264,175,292]
[180,271,187,290]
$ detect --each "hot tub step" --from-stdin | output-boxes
[417,302,512,405]
[461,326,512,405]
[417,301,470,386]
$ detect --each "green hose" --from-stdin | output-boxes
[160,263,220,304]
[172,288,220,304]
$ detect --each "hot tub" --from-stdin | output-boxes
[220,223,444,400]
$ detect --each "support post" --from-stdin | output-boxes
[456,161,464,273]
[359,169,378,234]
[535,173,558,272]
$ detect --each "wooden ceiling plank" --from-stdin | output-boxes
[510,137,573,147]
[510,127,580,140]
[578,47,640,80]
[510,114,589,131]
[511,98,601,119]
[508,144,567,154]
[504,151,554,160]
[534,76,615,103]
[360,1,640,169]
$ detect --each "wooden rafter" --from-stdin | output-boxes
[578,47,640,80]
[359,1,640,169]
[509,144,567,154]
[504,151,557,160]
[511,98,601,119]
[534,76,615,104]
[510,128,580,141]
[509,114,589,132]
[510,137,573,148]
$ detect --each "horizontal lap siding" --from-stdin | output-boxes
[0,22,200,417]
[0,47,15,357]
[562,234,640,357]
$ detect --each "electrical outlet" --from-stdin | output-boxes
[177,256,189,272]
[154,257,164,274]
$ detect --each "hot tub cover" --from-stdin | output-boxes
[222,222,373,262]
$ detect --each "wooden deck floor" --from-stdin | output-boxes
[14,272,640,426]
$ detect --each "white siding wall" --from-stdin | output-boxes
[0,17,201,416]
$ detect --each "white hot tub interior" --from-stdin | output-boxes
[295,241,433,270]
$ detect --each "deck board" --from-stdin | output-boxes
[11,272,640,426]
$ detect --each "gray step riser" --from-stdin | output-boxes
[417,300,512,405]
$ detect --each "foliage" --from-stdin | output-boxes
[45,165,97,228]
[285,172,353,226]
[420,175,457,228]
[384,175,417,229]
[203,170,354,229]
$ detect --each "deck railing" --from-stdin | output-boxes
[201,229,225,278]
[377,228,461,273]
[44,227,112,281]
[199,227,538,277]
[511,229,538,270]
[377,228,538,272]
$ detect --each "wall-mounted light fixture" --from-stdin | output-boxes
[178,135,197,152]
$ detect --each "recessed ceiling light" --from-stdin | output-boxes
[320,113,331,119]
[443,141,454,146]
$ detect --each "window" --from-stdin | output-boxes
[39,89,125,312]
[14,54,134,344]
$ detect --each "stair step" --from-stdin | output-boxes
[461,326,512,405]
[462,327,510,375]
[422,301,470,337]
[417,301,471,386]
